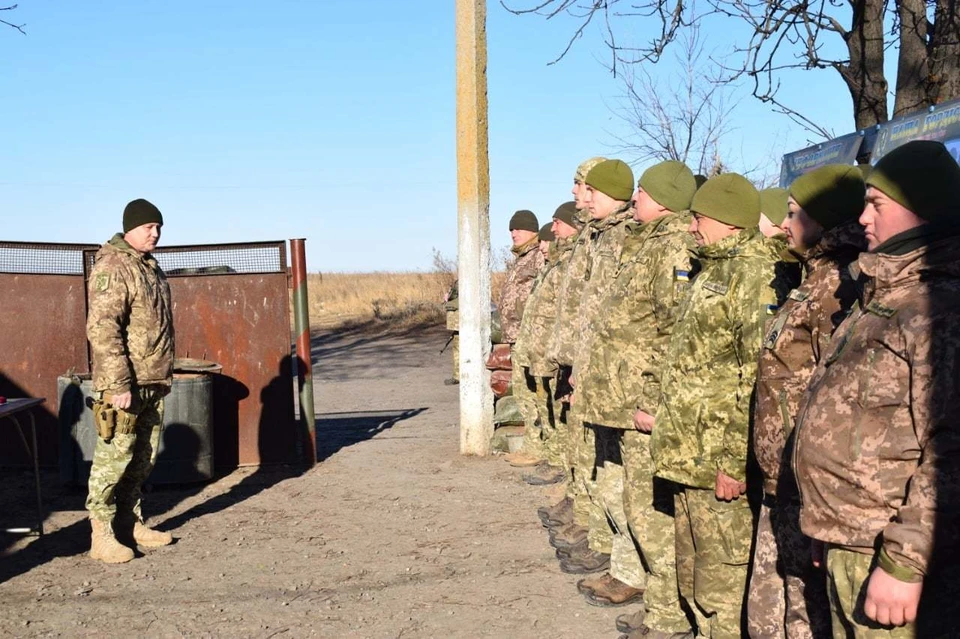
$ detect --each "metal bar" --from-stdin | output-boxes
[289,238,316,467]
[28,412,44,536]
[455,0,493,455]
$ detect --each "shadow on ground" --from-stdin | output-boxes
[316,408,427,462]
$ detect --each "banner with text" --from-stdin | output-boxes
[779,133,863,187]
[871,98,960,164]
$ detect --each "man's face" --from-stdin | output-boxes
[539,240,551,259]
[631,187,664,223]
[860,186,926,251]
[572,180,587,209]
[758,213,785,238]
[688,212,736,247]
[552,218,578,239]
[586,187,622,220]
[783,198,824,253]
[510,228,538,247]
[125,223,162,254]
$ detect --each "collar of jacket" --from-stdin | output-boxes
[512,236,539,257]
[590,204,633,235]
[697,226,762,261]
[857,231,960,294]
[106,233,157,267]
[802,221,866,274]
[549,236,575,262]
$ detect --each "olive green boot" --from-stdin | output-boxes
[90,519,134,564]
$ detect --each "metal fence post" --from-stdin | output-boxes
[290,238,316,466]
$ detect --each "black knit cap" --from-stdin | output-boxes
[552,201,579,228]
[509,209,539,232]
[123,198,164,233]
[538,223,555,242]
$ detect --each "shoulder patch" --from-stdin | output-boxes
[94,273,110,292]
[865,300,897,318]
[788,289,809,302]
[764,304,780,315]
[703,281,728,295]
[674,267,690,282]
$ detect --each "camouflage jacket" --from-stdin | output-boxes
[515,238,574,377]
[87,234,174,394]
[577,212,696,429]
[652,227,792,488]
[497,237,544,344]
[754,222,865,495]
[545,217,595,369]
[572,205,634,376]
[794,233,960,578]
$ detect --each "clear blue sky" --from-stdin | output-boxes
[1,1,855,271]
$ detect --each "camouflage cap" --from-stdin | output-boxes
[552,201,579,228]
[574,156,608,183]
[585,159,635,202]
[790,164,865,231]
[866,140,960,222]
[759,187,789,226]
[638,160,697,212]
[538,223,556,242]
[691,173,761,228]
[509,210,539,232]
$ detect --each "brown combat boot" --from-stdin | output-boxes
[538,496,572,526]
[503,451,543,467]
[559,549,610,574]
[133,521,173,548]
[548,521,587,548]
[89,519,134,564]
[583,574,644,607]
[615,607,647,634]
[620,626,694,639]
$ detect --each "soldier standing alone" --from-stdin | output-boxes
[86,198,175,563]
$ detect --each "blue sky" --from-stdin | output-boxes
[1,1,856,271]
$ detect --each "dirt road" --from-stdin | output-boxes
[0,325,619,638]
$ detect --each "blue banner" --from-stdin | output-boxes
[871,98,960,163]
[779,133,864,187]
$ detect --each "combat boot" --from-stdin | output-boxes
[582,574,644,607]
[559,549,610,574]
[620,626,694,639]
[548,521,587,549]
[133,521,173,548]
[538,496,572,526]
[89,519,134,564]
[523,462,566,486]
[555,536,589,560]
[615,607,647,634]
[503,451,542,467]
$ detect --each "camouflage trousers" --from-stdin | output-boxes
[86,387,165,523]
[451,333,459,381]
[568,407,611,552]
[590,426,645,589]
[747,498,830,639]
[824,546,960,639]
[540,377,568,468]
[675,484,755,639]
[515,366,550,460]
[622,430,691,633]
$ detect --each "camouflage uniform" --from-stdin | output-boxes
[497,237,544,345]
[578,212,697,631]
[86,234,174,524]
[570,204,634,557]
[653,227,792,639]
[794,233,960,637]
[748,221,864,639]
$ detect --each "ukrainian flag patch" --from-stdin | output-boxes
[674,268,690,282]
[765,304,779,315]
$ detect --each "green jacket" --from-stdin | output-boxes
[652,227,792,487]
[515,238,573,377]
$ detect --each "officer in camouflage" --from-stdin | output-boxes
[652,174,793,638]
[498,209,544,346]
[86,198,175,564]
[748,164,866,639]
[576,160,699,637]
[794,140,960,636]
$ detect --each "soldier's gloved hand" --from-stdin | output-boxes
[632,409,655,433]
[110,391,133,410]
[714,470,746,502]
[864,567,922,627]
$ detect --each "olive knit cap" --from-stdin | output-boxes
[123,198,163,233]
[538,223,556,242]
[789,164,866,231]
[690,173,761,228]
[638,160,697,212]
[866,140,960,222]
[759,187,789,226]
[509,209,539,232]
[574,156,608,183]
[585,159,635,202]
[553,201,579,228]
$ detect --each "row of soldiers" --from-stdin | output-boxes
[492,140,960,638]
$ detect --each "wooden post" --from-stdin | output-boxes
[455,0,493,455]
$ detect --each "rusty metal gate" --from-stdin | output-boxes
[0,239,299,469]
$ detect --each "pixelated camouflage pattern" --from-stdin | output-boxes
[794,234,960,577]
[754,221,865,496]
[86,386,165,523]
[577,212,696,429]
[653,227,792,488]
[546,218,595,368]
[514,237,573,376]
[87,234,174,394]
[497,237,544,345]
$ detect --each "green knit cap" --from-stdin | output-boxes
[123,198,163,233]
[509,209,539,232]
[574,156,608,183]
[638,160,697,212]
[585,159,635,202]
[538,223,555,242]
[759,187,789,225]
[690,173,760,228]
[789,164,865,231]
[552,201,578,228]
[866,140,960,222]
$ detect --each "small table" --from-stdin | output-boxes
[0,397,45,536]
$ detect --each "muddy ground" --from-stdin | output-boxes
[0,325,622,638]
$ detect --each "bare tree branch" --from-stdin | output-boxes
[1,4,26,35]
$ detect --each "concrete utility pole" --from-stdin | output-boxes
[455,0,493,455]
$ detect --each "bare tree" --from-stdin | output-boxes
[2,4,25,34]
[608,27,738,175]
[502,0,960,134]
